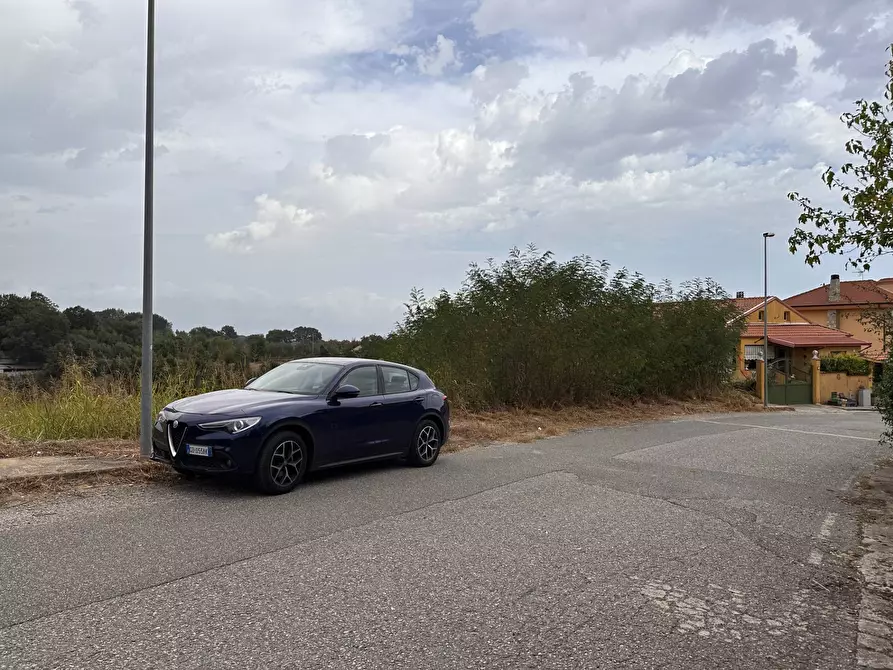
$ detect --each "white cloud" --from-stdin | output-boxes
[392,34,461,77]
[2,0,891,337]
[207,195,314,253]
[417,35,460,76]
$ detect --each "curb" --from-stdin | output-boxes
[0,457,147,484]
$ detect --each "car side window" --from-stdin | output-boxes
[340,366,380,397]
[381,366,411,394]
[409,372,420,391]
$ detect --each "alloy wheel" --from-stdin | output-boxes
[270,439,304,488]
[417,425,440,462]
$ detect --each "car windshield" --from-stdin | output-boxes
[246,361,342,395]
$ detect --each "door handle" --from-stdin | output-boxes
[369,402,382,407]
[413,396,424,403]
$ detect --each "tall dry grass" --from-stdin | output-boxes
[0,361,248,441]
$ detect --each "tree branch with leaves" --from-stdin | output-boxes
[788,44,893,273]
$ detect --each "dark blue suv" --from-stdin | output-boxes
[151,358,450,494]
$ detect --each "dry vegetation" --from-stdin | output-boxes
[445,391,765,450]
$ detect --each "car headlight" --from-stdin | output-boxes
[198,417,262,434]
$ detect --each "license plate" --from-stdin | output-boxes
[186,444,212,457]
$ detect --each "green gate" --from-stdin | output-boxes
[767,362,813,405]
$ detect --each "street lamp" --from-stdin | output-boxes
[763,232,775,407]
[140,0,156,458]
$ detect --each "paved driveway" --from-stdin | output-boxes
[0,408,886,669]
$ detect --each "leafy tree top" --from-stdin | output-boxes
[788,44,893,272]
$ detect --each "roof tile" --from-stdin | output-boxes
[742,323,871,348]
[732,297,767,312]
[785,280,893,308]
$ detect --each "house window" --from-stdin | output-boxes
[744,345,764,360]
[743,345,764,371]
[758,310,764,320]
[783,311,790,321]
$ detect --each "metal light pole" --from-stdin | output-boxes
[140,0,156,457]
[763,232,775,407]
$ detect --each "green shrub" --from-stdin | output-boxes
[876,363,893,444]
[820,353,871,376]
[363,246,741,411]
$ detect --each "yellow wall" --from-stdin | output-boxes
[743,300,808,324]
[796,306,885,353]
[733,299,871,380]
[818,372,872,403]
[733,339,862,380]
[840,310,884,351]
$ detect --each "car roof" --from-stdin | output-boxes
[290,357,425,374]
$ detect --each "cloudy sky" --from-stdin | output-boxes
[2,0,891,338]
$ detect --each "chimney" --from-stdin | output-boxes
[829,274,840,302]
[736,291,745,299]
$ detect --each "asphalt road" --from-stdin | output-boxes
[0,408,886,669]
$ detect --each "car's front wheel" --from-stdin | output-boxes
[408,419,442,467]
[254,430,309,494]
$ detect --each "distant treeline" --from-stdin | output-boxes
[0,292,362,388]
[1,246,742,410]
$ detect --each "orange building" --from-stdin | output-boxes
[731,294,869,386]
[785,274,893,364]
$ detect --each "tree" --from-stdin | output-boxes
[291,326,322,345]
[153,314,173,334]
[189,326,219,339]
[63,306,98,331]
[220,325,238,339]
[788,44,893,272]
[265,329,294,343]
[787,45,893,442]
[0,292,69,364]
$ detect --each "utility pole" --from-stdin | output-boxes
[763,232,775,408]
[139,0,156,458]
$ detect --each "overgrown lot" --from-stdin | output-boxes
[0,247,746,446]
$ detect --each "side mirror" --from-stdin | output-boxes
[332,384,361,400]
[245,377,257,386]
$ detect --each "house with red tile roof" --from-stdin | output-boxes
[785,274,893,363]
[729,292,870,397]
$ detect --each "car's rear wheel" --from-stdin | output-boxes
[408,419,442,467]
[254,430,308,494]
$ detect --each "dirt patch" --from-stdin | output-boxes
[445,394,775,452]
[0,461,177,507]
[0,436,141,460]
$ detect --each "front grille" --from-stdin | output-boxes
[167,423,189,455]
